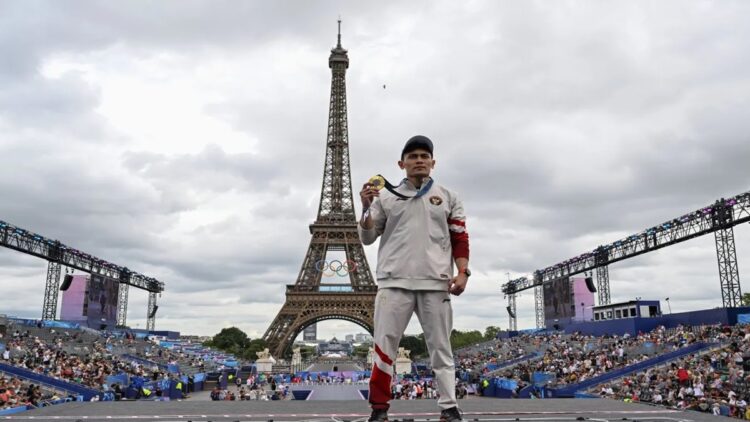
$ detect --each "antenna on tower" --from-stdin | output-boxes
[337,17,342,48]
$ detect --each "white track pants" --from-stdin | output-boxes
[369,287,457,410]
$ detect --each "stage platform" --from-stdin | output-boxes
[9,399,722,421]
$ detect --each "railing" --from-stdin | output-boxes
[0,363,100,401]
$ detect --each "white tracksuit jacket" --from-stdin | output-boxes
[358,177,469,290]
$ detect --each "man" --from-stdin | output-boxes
[359,135,469,422]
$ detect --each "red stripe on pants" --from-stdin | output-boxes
[374,344,393,366]
[369,363,392,410]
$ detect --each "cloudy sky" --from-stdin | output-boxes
[1,0,749,341]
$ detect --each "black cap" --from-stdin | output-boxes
[401,135,434,158]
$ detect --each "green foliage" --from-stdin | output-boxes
[450,329,484,350]
[391,326,504,358]
[483,325,501,340]
[352,344,371,359]
[205,327,267,361]
[241,338,268,361]
[211,327,249,351]
[399,334,427,358]
[298,345,317,359]
[742,293,750,306]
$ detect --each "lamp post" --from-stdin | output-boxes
[665,297,671,314]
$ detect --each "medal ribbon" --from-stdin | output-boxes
[374,175,433,200]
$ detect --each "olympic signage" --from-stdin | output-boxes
[315,259,358,277]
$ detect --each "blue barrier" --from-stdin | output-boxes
[121,354,168,371]
[493,378,517,391]
[0,363,100,401]
[43,320,81,329]
[0,406,28,416]
[531,372,555,386]
[574,392,599,398]
[490,353,539,373]
[292,390,312,400]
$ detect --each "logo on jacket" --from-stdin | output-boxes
[429,196,443,206]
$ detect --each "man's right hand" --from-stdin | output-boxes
[359,182,379,229]
[360,182,379,209]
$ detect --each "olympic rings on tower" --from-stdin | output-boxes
[315,259,358,277]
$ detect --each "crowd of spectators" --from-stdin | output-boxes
[0,375,72,410]
[2,328,165,392]
[471,325,723,391]
[455,338,528,376]
[210,374,289,401]
[9,315,750,420]
[596,324,750,419]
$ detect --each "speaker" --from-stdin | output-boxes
[149,305,158,318]
[60,274,74,291]
[585,277,597,293]
[506,306,516,318]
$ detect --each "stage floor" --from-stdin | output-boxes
[9,398,724,421]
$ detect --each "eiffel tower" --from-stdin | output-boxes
[262,21,377,358]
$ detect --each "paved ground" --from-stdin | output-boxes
[302,384,366,400]
[9,398,726,421]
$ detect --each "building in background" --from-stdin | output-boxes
[355,333,372,343]
[303,324,317,341]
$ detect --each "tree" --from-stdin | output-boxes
[241,338,268,361]
[206,327,249,353]
[399,334,427,358]
[352,344,371,360]
[298,345,317,360]
[450,329,484,350]
[484,325,501,340]
[742,293,750,306]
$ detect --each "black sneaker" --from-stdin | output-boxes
[369,408,389,422]
[440,407,463,422]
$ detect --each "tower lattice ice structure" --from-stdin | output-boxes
[263,22,377,358]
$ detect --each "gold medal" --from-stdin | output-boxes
[368,175,385,191]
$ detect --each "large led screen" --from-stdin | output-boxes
[544,277,573,322]
[86,274,119,328]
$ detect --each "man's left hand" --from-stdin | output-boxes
[449,274,468,296]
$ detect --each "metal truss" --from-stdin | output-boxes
[596,264,611,306]
[714,199,742,307]
[502,192,750,298]
[534,285,545,329]
[507,293,517,331]
[0,222,164,294]
[146,291,157,331]
[117,282,129,327]
[716,227,741,307]
[41,261,61,320]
